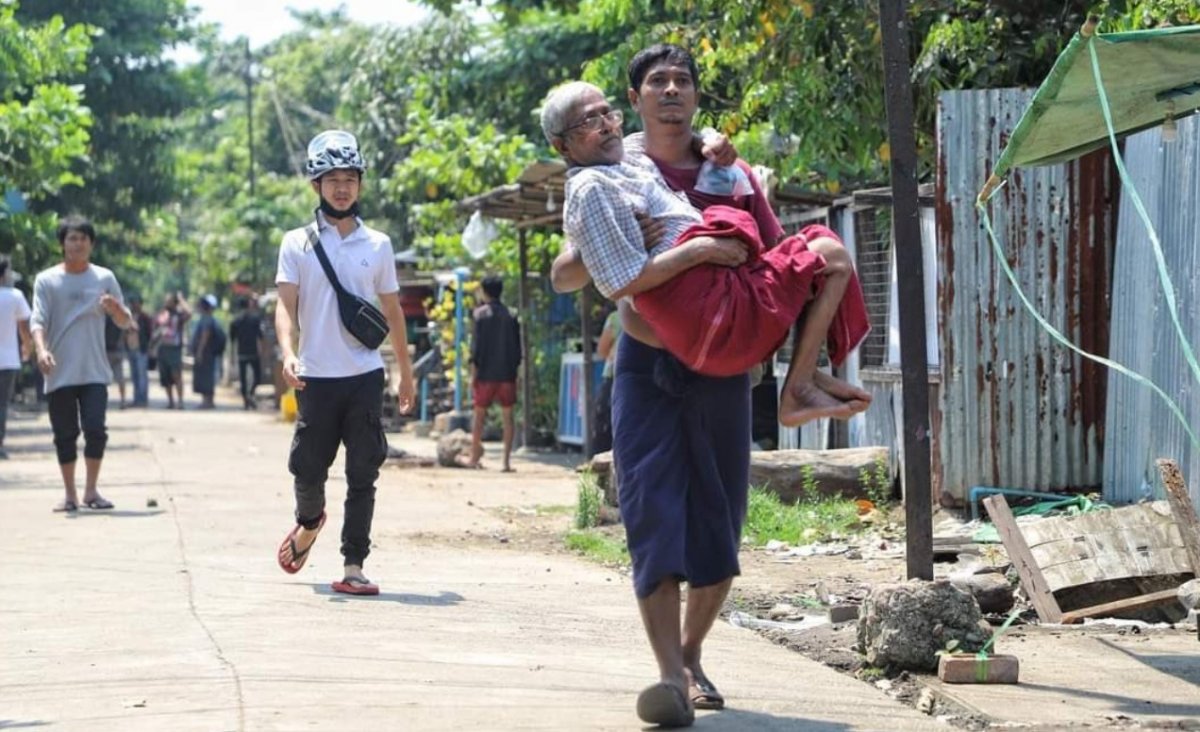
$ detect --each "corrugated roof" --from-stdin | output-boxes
[457,159,568,230]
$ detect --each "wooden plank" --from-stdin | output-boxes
[1040,549,1193,592]
[1058,589,1180,624]
[1022,503,1173,546]
[1158,458,1200,575]
[983,495,1062,623]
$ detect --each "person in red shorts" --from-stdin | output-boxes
[467,275,521,471]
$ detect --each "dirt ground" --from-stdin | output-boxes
[395,433,1200,731]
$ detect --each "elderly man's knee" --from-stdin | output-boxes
[810,237,852,274]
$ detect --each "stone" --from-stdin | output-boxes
[951,572,1015,614]
[857,579,992,672]
[1178,579,1200,611]
[436,430,474,468]
[828,605,860,624]
[937,653,1019,684]
[750,447,889,503]
[584,450,618,507]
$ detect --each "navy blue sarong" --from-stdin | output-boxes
[612,334,751,599]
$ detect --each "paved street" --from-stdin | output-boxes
[0,388,942,731]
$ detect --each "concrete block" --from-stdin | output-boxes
[937,653,1019,684]
[828,605,860,624]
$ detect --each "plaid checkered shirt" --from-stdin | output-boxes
[563,162,702,299]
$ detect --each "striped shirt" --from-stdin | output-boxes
[562,163,702,299]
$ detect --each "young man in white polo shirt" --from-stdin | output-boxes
[274,130,415,596]
[0,257,33,460]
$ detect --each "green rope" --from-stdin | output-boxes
[1087,39,1200,392]
[976,202,1200,456]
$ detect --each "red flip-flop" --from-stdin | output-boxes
[332,576,379,596]
[276,511,326,574]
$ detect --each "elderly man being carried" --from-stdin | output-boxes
[544,81,871,427]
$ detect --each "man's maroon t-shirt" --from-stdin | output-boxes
[649,157,786,248]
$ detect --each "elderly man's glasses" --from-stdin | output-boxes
[560,109,623,136]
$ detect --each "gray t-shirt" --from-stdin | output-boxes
[30,264,124,393]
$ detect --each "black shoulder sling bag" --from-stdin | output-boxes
[305,224,390,350]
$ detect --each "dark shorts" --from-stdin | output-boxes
[47,383,108,465]
[612,336,751,599]
[473,380,517,408]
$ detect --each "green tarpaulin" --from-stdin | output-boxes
[984,21,1200,198]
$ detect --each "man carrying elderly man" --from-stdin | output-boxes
[547,44,871,727]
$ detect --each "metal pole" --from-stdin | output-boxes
[454,268,465,415]
[245,38,258,288]
[517,229,532,448]
[879,0,933,581]
[581,286,595,459]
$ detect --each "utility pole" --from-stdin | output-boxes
[244,37,259,288]
[878,0,933,581]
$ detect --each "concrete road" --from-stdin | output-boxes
[0,389,943,731]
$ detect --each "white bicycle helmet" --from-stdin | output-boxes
[305,130,366,180]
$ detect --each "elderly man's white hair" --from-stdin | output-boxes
[540,81,604,144]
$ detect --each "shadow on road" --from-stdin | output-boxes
[309,584,465,606]
[60,509,166,519]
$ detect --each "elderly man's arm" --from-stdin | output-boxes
[607,236,745,300]
[567,178,747,301]
[551,247,590,293]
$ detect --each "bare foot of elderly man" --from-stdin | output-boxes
[814,371,872,404]
[779,381,866,427]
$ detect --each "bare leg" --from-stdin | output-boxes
[466,405,486,467]
[500,405,515,472]
[637,579,687,693]
[59,461,78,505]
[682,578,732,704]
[779,238,866,427]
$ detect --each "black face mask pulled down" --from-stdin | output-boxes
[318,196,360,220]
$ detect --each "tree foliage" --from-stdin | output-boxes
[0,0,92,278]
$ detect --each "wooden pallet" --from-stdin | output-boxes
[983,459,1200,624]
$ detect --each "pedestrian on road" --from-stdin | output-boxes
[229,295,266,409]
[126,295,153,407]
[542,45,867,726]
[466,275,521,472]
[154,292,191,409]
[190,294,222,410]
[104,313,129,409]
[274,130,416,596]
[30,216,132,512]
[593,305,621,455]
[0,256,33,460]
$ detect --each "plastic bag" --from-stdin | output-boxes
[695,159,754,197]
[462,210,498,260]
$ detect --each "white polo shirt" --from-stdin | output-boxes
[0,286,31,370]
[275,213,399,378]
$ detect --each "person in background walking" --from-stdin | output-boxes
[593,305,622,455]
[104,313,129,409]
[0,256,33,460]
[190,294,222,410]
[230,295,266,409]
[126,295,153,407]
[154,292,191,409]
[467,275,522,472]
[31,216,132,511]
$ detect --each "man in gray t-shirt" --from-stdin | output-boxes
[30,216,132,512]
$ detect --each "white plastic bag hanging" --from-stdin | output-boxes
[695,160,754,197]
[462,210,498,260]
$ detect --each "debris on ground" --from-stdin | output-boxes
[858,580,991,672]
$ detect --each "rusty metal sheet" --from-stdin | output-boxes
[937,89,1114,504]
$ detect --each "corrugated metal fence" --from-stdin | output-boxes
[937,89,1115,504]
[1104,116,1200,506]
